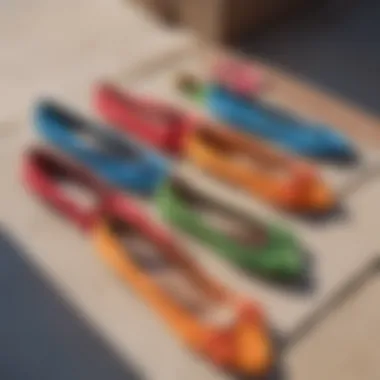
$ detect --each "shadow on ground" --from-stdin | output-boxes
[0,226,144,380]
[238,248,317,297]
[286,255,380,349]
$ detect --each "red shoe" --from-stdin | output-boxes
[94,83,193,156]
[21,147,111,231]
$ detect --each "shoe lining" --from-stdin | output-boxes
[110,218,237,327]
[171,178,268,248]
[33,152,100,211]
[196,127,291,181]
[46,102,141,160]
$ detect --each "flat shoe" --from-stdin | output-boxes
[186,125,336,213]
[156,176,304,279]
[92,195,273,376]
[34,99,168,195]
[94,83,191,156]
[21,147,110,231]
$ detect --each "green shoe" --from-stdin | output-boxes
[155,177,304,280]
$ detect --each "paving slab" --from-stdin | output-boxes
[287,269,380,380]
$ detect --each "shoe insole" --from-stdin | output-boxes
[35,154,100,212]
[113,221,237,327]
[198,204,268,247]
[60,180,99,212]
[75,127,140,160]
[172,180,268,248]
[197,128,291,181]
[46,102,141,160]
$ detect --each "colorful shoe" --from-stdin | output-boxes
[177,74,356,161]
[186,125,336,213]
[21,147,111,231]
[94,83,191,156]
[34,100,169,195]
[93,194,273,376]
[156,176,304,279]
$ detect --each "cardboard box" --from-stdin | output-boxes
[182,0,307,43]
[136,0,179,24]
[136,0,305,43]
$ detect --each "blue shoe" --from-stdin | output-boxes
[34,100,169,195]
[205,85,356,161]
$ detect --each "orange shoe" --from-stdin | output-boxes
[92,195,273,376]
[185,124,336,212]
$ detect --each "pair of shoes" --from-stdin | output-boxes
[34,100,169,195]
[156,176,304,279]
[21,148,273,377]
[202,84,356,161]
[94,83,336,213]
[187,124,336,213]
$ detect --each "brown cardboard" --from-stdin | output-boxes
[136,0,179,24]
[136,0,305,43]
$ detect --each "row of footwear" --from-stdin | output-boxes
[21,57,357,377]
[96,84,337,213]
[178,58,356,161]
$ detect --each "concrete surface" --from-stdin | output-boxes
[1,1,380,380]
[287,271,380,380]
[0,0,192,120]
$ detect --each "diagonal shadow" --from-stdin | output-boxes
[0,226,145,380]
[285,254,380,350]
